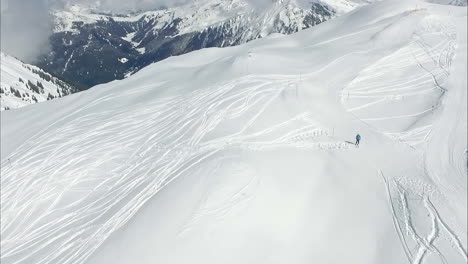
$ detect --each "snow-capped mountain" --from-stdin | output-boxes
[0,52,76,111]
[427,0,467,5]
[1,0,466,263]
[38,0,371,88]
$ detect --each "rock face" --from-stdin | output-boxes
[38,0,337,89]
[1,52,76,111]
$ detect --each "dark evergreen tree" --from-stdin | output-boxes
[12,88,21,98]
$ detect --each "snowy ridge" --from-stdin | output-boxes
[53,0,324,34]
[43,0,466,89]
[52,0,374,36]
[0,52,76,110]
[51,0,339,48]
[426,0,467,5]
[44,0,342,88]
[1,0,467,264]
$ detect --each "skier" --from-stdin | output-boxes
[355,133,361,146]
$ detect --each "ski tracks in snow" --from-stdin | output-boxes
[177,156,260,237]
[357,12,465,263]
[381,171,467,264]
[0,74,348,264]
[342,14,457,149]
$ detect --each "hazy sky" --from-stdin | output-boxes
[0,0,283,62]
[1,0,53,62]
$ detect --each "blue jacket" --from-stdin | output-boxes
[356,134,361,141]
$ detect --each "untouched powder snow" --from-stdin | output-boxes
[1,1,466,264]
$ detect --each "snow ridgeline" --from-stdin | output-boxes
[46,0,342,88]
[52,0,368,35]
[1,1,467,264]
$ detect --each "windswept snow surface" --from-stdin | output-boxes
[1,1,467,264]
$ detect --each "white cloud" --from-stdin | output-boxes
[1,0,52,62]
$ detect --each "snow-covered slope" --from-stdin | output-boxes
[0,52,76,111]
[427,0,467,5]
[1,0,466,264]
[51,0,360,35]
[41,0,371,88]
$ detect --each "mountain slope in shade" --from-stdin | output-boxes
[1,0,466,264]
[39,0,372,88]
[0,52,77,111]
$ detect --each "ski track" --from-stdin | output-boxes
[341,15,457,149]
[381,172,467,264]
[366,14,466,264]
[0,74,348,264]
[1,6,466,264]
[178,156,259,237]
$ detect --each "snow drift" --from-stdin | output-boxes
[1,0,466,263]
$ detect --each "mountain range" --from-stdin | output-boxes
[37,0,371,88]
[1,0,466,263]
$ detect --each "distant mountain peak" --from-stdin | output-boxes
[41,0,372,89]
